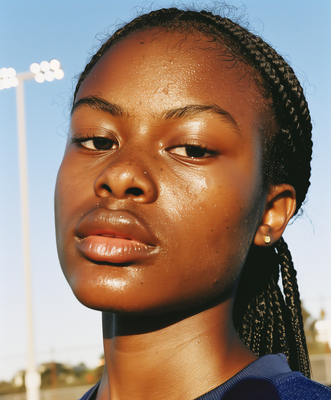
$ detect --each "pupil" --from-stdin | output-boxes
[186,146,206,158]
[93,138,112,149]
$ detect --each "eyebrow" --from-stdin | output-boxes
[161,104,238,129]
[72,96,239,130]
[71,96,127,117]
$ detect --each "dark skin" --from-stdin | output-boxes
[55,29,296,400]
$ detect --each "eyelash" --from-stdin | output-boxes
[71,135,117,151]
[169,142,218,159]
[71,135,218,159]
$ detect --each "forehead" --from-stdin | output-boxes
[76,29,265,128]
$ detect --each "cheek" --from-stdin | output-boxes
[158,161,262,276]
[161,159,262,233]
[55,160,75,234]
[54,159,74,269]
[54,153,93,267]
[55,152,94,220]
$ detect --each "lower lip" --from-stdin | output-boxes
[76,236,153,263]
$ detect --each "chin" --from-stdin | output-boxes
[69,277,234,321]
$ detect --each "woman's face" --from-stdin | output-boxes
[55,29,267,314]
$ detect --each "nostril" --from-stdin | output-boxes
[101,184,112,193]
[126,187,144,197]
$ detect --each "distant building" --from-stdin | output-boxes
[310,319,331,385]
[315,320,331,349]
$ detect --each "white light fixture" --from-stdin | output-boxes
[44,70,54,82]
[49,59,60,71]
[30,63,40,74]
[32,59,63,83]
[54,68,64,80]
[0,58,63,400]
[34,72,45,83]
[0,67,18,89]
[0,59,64,90]
[7,67,16,78]
[39,61,50,72]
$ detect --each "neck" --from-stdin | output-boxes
[97,300,257,400]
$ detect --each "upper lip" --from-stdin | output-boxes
[75,208,158,246]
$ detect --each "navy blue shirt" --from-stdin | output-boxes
[79,354,331,399]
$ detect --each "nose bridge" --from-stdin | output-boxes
[94,143,158,203]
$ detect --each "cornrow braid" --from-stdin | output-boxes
[277,237,310,376]
[72,8,312,377]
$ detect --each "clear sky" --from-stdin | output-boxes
[0,0,330,382]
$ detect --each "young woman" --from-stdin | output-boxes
[55,8,331,400]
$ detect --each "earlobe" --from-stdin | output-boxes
[254,184,296,247]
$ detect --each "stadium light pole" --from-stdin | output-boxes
[0,60,64,400]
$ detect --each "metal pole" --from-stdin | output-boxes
[16,78,41,400]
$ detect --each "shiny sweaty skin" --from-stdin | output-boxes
[55,29,296,400]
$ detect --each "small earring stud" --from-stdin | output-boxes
[264,235,271,244]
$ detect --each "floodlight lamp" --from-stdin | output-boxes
[0,68,7,79]
[0,67,16,79]
[7,67,16,78]
[0,67,18,90]
[49,59,60,71]
[1,59,63,89]
[54,69,64,80]
[40,61,50,72]
[35,72,45,83]
[44,70,54,82]
[4,79,11,89]
[32,59,63,81]
[30,63,40,74]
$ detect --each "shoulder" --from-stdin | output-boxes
[197,354,331,400]
[275,372,331,399]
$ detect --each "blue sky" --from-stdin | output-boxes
[0,0,330,382]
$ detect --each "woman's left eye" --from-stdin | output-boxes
[169,145,216,158]
[73,137,117,151]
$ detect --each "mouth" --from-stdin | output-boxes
[75,209,159,264]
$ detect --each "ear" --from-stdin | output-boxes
[254,184,296,247]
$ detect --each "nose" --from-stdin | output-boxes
[94,160,158,203]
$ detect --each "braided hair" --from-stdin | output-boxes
[73,8,312,377]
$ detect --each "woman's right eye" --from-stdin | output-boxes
[72,137,117,151]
